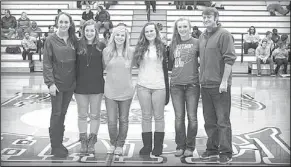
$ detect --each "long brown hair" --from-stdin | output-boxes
[77,19,102,55]
[134,22,164,67]
[55,12,78,49]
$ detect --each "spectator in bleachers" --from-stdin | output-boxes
[243,26,260,54]
[281,34,290,46]
[259,31,274,54]
[55,9,62,26]
[41,25,55,50]
[81,5,94,24]
[191,26,202,39]
[101,29,111,46]
[25,21,42,53]
[193,1,215,10]
[95,6,113,32]
[17,12,31,39]
[21,32,37,60]
[272,40,289,75]
[271,28,280,44]
[145,1,156,13]
[255,38,275,77]
[1,9,17,39]
[175,1,186,10]
[25,21,42,38]
[104,1,118,10]
[266,1,289,16]
[79,5,94,37]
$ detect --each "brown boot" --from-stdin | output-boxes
[79,133,88,153]
[87,133,97,154]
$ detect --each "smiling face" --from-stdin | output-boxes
[57,14,70,32]
[144,24,156,42]
[84,24,96,41]
[114,29,126,46]
[177,20,191,38]
[202,14,217,28]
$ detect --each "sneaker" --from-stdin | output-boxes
[174,149,184,157]
[107,145,116,154]
[219,155,232,164]
[200,151,219,160]
[183,149,193,157]
[270,73,276,77]
[257,73,261,77]
[114,147,123,155]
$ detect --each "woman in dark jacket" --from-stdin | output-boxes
[43,12,78,158]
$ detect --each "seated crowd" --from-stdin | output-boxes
[1,2,290,77]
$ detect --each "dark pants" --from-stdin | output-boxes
[145,1,156,11]
[170,83,200,151]
[274,58,288,74]
[244,42,258,54]
[22,48,36,60]
[50,91,74,132]
[175,1,186,9]
[256,58,274,75]
[201,86,232,157]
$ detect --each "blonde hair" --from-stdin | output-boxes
[169,18,192,59]
[105,25,130,61]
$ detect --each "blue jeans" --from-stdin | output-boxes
[137,85,166,132]
[201,86,232,157]
[170,83,200,151]
[74,93,103,134]
[105,97,132,147]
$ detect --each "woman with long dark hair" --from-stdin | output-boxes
[43,12,78,158]
[134,22,169,156]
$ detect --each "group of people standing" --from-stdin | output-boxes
[43,7,236,164]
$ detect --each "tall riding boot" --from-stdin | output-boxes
[87,133,97,154]
[152,132,165,156]
[49,127,68,158]
[79,133,88,153]
[60,125,68,154]
[139,132,152,155]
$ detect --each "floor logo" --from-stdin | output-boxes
[1,127,289,165]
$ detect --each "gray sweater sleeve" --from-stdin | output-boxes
[220,33,237,66]
[43,38,55,88]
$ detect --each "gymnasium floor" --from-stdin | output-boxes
[1,73,290,166]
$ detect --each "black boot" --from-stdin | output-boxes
[152,132,165,156]
[49,127,68,158]
[139,132,152,155]
[60,125,68,154]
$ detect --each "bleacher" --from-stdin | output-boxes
[1,1,290,75]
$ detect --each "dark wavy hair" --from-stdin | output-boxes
[55,12,78,49]
[248,26,256,35]
[134,22,164,67]
[77,19,102,55]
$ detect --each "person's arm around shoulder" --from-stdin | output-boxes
[220,32,237,93]
[102,47,110,69]
[131,47,139,68]
[43,36,58,96]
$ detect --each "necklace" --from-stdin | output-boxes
[86,45,93,67]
